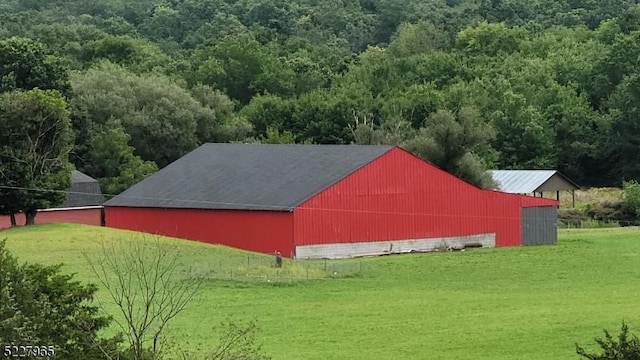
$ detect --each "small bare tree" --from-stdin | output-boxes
[178,319,271,360]
[205,320,270,360]
[85,236,200,360]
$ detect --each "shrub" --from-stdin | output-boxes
[0,239,123,360]
[623,180,640,218]
[558,208,590,227]
[585,200,637,225]
[576,322,640,360]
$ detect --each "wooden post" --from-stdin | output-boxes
[572,190,576,208]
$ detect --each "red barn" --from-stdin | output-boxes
[104,144,557,259]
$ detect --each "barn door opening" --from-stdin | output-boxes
[521,207,557,246]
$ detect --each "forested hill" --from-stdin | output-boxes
[1,0,640,193]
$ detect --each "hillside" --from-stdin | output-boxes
[1,0,640,198]
[2,223,640,359]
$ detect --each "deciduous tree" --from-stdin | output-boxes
[0,89,73,225]
[403,107,496,188]
[70,62,213,168]
[606,73,640,182]
[0,37,70,94]
[81,119,157,195]
[85,237,201,360]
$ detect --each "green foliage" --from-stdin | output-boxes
[188,34,268,104]
[240,94,298,138]
[260,127,296,144]
[558,208,591,228]
[0,89,73,223]
[489,90,556,169]
[577,322,640,360]
[607,74,640,181]
[80,35,173,73]
[81,119,157,195]
[0,239,122,359]
[4,0,640,189]
[622,181,640,218]
[388,20,448,57]
[584,200,635,224]
[70,62,220,168]
[0,37,70,94]
[189,84,254,143]
[403,107,496,188]
[456,22,527,56]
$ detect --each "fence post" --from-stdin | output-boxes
[247,256,250,268]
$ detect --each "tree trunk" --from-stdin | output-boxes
[10,213,17,227]
[25,210,37,225]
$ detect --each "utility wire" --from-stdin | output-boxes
[0,184,533,219]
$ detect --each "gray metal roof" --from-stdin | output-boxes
[104,143,394,211]
[487,170,578,194]
[71,169,98,183]
[57,170,104,208]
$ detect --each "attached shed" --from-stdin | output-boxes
[488,170,580,207]
[105,144,558,259]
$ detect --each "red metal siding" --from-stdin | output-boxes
[0,208,103,230]
[294,148,557,248]
[105,207,295,257]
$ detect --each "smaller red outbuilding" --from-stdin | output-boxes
[104,144,557,259]
[0,170,104,230]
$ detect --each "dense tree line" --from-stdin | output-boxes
[2,0,640,206]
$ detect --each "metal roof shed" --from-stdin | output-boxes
[487,170,580,207]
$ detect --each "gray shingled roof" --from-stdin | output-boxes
[105,143,394,211]
[57,170,104,208]
[488,170,578,194]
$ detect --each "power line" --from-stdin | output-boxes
[0,184,528,219]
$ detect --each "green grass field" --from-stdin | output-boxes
[2,224,639,359]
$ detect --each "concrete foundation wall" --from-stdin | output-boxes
[294,233,496,260]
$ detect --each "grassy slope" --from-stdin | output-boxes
[2,224,639,359]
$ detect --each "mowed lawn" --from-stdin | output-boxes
[2,224,640,359]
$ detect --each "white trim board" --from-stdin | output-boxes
[38,206,104,212]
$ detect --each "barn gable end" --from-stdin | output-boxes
[293,148,557,258]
